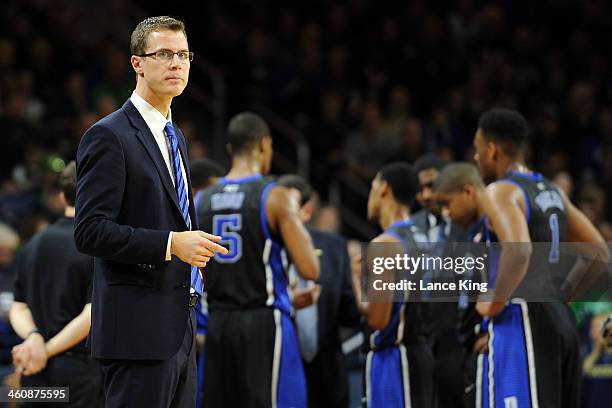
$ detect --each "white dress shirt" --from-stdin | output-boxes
[130,91,191,261]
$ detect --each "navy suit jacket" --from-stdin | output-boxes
[75,99,196,360]
[307,228,360,352]
[303,228,360,407]
[412,209,469,352]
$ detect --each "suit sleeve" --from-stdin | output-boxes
[83,256,94,304]
[74,123,168,264]
[336,238,361,327]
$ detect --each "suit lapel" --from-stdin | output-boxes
[122,100,187,228]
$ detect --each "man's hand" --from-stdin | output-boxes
[12,333,48,376]
[292,284,322,310]
[171,231,228,267]
[11,344,30,373]
[476,301,505,317]
[473,334,489,354]
[195,334,206,354]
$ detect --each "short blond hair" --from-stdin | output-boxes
[130,16,186,55]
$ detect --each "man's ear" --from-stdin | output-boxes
[59,191,68,208]
[380,180,390,197]
[258,136,271,153]
[488,141,498,161]
[463,184,476,199]
[226,143,233,156]
[131,56,144,77]
[300,200,315,224]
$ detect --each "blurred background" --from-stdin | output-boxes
[0,0,611,404]
[2,0,612,242]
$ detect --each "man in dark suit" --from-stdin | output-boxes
[74,16,227,408]
[412,154,468,408]
[278,174,361,408]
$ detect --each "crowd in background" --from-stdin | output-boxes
[2,0,612,241]
[0,0,611,403]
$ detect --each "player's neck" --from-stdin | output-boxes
[226,159,262,179]
[498,160,530,179]
[379,203,410,231]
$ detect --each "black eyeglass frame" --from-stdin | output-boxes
[137,50,194,62]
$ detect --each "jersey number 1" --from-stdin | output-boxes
[548,213,560,263]
[213,214,243,263]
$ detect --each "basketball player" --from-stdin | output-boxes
[351,162,434,408]
[434,108,609,408]
[197,112,319,408]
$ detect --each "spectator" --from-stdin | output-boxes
[582,313,612,408]
[344,102,398,182]
[553,171,575,198]
[2,0,612,241]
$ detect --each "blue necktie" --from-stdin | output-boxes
[165,122,204,295]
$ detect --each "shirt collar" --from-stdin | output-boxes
[130,91,173,135]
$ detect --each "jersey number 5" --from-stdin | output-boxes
[213,214,243,263]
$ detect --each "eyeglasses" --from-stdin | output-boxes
[137,49,194,63]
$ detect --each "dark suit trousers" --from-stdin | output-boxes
[100,310,197,408]
[303,348,350,408]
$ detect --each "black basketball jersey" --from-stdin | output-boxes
[368,220,429,350]
[503,171,568,245]
[490,171,569,300]
[196,174,292,314]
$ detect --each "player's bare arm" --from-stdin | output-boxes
[266,185,320,280]
[351,233,399,330]
[478,181,532,316]
[559,189,609,298]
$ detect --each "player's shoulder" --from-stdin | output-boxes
[487,178,520,192]
[264,182,294,206]
[484,178,524,203]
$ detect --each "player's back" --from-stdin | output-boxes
[475,171,581,408]
[503,171,568,243]
[16,218,93,349]
[501,171,569,301]
[369,220,429,350]
[364,219,434,408]
[198,174,291,314]
[200,174,309,407]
